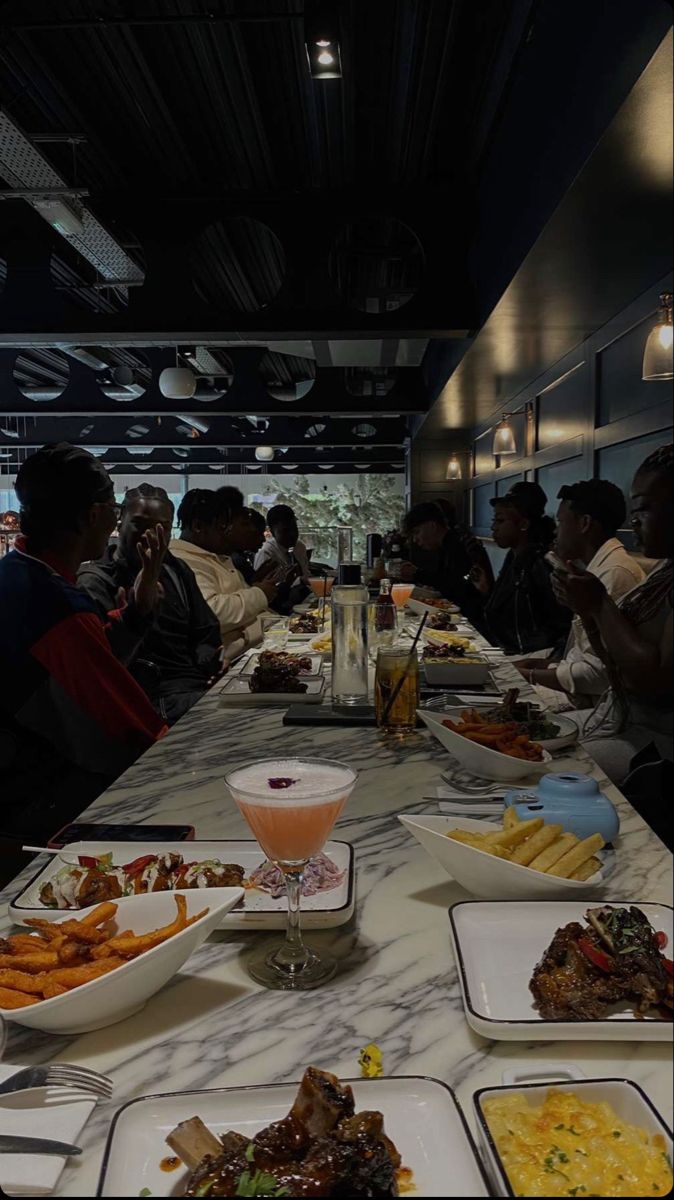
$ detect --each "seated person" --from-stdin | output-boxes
[400,501,490,627]
[170,487,278,659]
[231,508,267,584]
[470,481,571,654]
[552,443,673,789]
[514,479,644,704]
[0,444,166,843]
[79,484,224,726]
[254,504,311,612]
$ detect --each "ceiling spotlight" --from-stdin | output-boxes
[255,446,275,462]
[173,447,189,459]
[492,414,517,456]
[305,423,326,438]
[282,464,299,470]
[352,423,377,438]
[304,2,342,78]
[0,427,19,439]
[318,464,335,469]
[643,292,674,381]
[127,447,153,456]
[126,424,150,439]
[133,464,153,471]
[159,366,196,399]
[446,455,462,480]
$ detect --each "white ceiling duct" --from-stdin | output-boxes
[176,414,210,434]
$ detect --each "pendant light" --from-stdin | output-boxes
[642,292,673,381]
[446,455,462,480]
[493,414,517,456]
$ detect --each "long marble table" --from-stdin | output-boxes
[0,634,671,1196]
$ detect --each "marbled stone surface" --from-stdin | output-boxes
[0,632,671,1196]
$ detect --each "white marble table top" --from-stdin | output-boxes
[0,627,671,1197]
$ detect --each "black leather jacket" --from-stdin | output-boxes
[483,546,571,655]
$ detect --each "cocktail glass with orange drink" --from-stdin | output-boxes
[225,758,357,989]
[391,583,415,608]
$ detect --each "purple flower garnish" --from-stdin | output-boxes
[268,776,298,790]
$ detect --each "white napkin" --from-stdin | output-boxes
[0,1064,96,1196]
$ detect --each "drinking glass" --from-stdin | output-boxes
[367,602,398,662]
[263,618,289,651]
[374,645,420,735]
[225,757,357,990]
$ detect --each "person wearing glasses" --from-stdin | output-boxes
[0,443,167,845]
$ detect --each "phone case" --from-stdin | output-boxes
[47,822,195,848]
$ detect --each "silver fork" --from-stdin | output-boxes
[0,1063,112,1100]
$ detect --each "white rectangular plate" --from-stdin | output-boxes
[219,675,326,704]
[8,840,354,930]
[97,1076,489,1198]
[0,1062,96,1197]
[238,651,324,677]
[449,900,673,1041]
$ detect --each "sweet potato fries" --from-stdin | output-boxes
[0,894,207,1010]
[443,709,545,761]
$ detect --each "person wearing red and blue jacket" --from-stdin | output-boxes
[0,443,168,843]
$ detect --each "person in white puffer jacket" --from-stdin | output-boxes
[171,487,279,661]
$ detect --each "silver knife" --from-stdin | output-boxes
[0,1134,82,1156]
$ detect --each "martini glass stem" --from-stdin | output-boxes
[275,867,309,971]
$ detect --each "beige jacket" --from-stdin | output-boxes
[170,539,268,659]
[554,538,645,701]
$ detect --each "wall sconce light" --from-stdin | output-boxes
[446,455,462,480]
[493,414,517,456]
[643,292,673,381]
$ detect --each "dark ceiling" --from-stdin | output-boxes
[0,0,670,476]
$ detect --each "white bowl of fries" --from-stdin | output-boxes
[418,708,553,782]
[399,810,610,900]
[0,887,243,1034]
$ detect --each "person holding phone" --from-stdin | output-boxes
[0,444,167,846]
[78,484,225,726]
[550,444,673,789]
[513,479,644,703]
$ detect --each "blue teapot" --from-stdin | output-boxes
[504,772,620,843]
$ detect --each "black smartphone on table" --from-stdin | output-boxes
[47,822,195,849]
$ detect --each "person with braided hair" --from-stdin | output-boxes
[552,442,673,792]
[79,483,224,726]
[170,487,279,659]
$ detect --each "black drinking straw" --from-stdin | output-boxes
[381,611,427,723]
[321,572,328,629]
